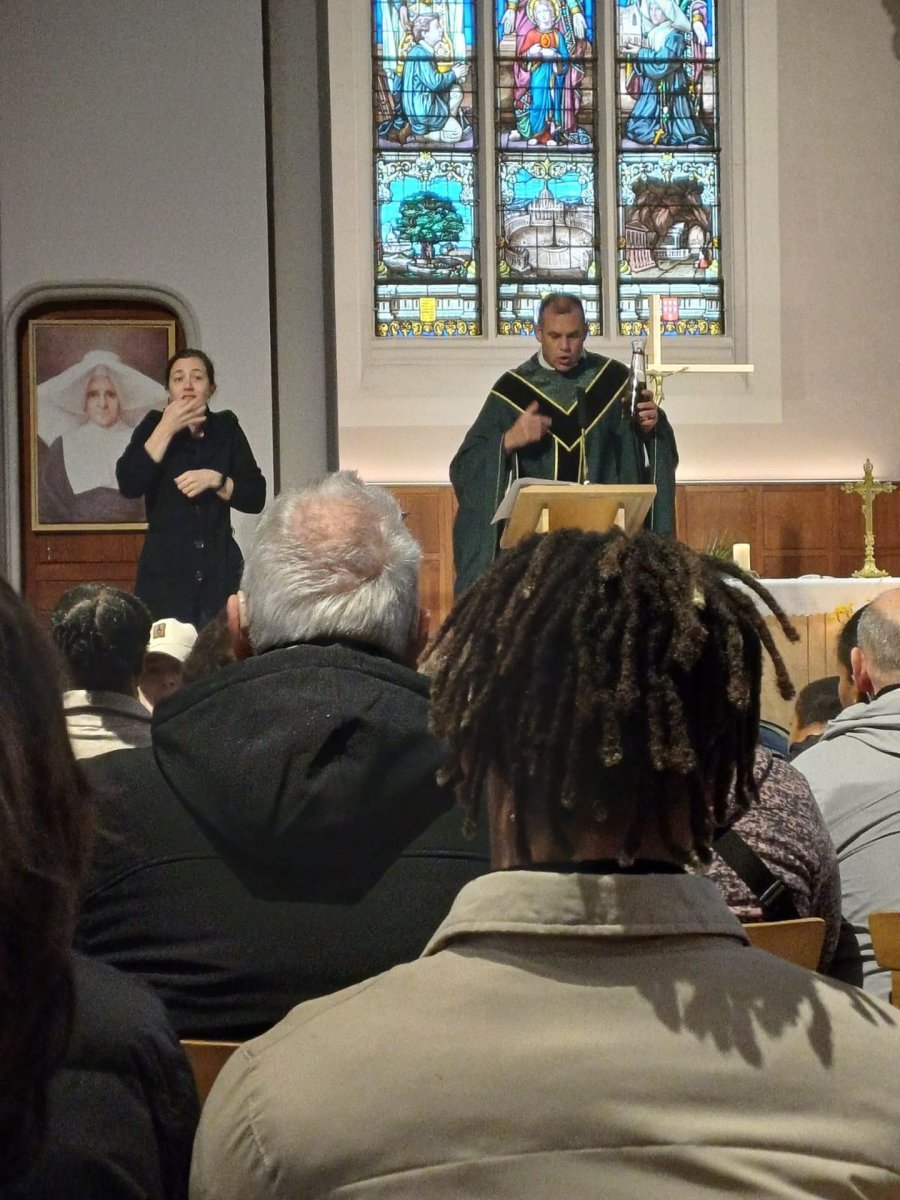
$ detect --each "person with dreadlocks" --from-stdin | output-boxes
[191,529,900,1200]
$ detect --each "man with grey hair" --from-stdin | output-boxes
[78,472,488,1038]
[795,588,900,999]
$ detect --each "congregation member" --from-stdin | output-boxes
[78,472,488,1039]
[137,615,197,709]
[795,590,900,998]
[50,583,153,758]
[788,675,842,758]
[0,578,196,1199]
[706,743,840,967]
[192,529,900,1199]
[836,602,869,708]
[449,291,678,593]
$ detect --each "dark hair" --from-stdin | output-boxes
[165,348,216,391]
[429,529,797,867]
[0,578,94,1183]
[836,603,868,673]
[537,292,586,328]
[794,675,842,728]
[181,609,236,686]
[50,585,152,694]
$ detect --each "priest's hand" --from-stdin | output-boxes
[635,390,658,436]
[503,400,552,453]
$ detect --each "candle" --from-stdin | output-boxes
[732,543,751,573]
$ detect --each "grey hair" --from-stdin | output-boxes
[857,602,900,676]
[241,472,422,659]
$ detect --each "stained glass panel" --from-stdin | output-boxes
[494,0,600,336]
[614,0,721,335]
[372,1,479,336]
[494,0,596,150]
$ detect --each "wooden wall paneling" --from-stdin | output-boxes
[388,485,456,630]
[676,485,759,557]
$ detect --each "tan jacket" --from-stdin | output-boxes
[191,871,900,1199]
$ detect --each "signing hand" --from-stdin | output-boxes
[160,395,208,437]
[174,469,222,499]
[635,389,658,435]
[503,400,552,453]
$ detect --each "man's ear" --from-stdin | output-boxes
[850,645,874,699]
[226,591,253,661]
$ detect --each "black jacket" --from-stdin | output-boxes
[77,641,489,1039]
[116,407,265,624]
[2,956,197,1200]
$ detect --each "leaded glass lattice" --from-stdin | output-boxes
[372,1,480,336]
[614,0,722,336]
[495,0,600,336]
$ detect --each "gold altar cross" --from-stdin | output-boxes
[646,294,754,404]
[842,460,896,578]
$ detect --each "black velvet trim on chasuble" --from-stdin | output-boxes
[490,360,627,482]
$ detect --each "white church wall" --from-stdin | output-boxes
[0,0,274,568]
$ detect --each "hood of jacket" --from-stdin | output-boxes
[813,688,900,759]
[151,640,453,902]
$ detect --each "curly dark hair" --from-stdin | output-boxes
[0,578,94,1183]
[50,584,151,694]
[429,528,797,867]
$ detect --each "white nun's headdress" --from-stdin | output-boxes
[640,0,691,37]
[37,350,166,445]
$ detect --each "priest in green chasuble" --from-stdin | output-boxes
[449,293,679,594]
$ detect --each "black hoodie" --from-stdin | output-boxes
[77,641,490,1039]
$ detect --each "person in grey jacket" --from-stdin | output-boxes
[794,589,900,999]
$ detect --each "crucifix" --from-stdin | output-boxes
[646,294,755,404]
[842,460,896,578]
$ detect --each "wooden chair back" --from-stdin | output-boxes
[181,1039,241,1106]
[868,911,900,1008]
[742,916,826,970]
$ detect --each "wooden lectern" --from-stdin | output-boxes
[498,484,657,550]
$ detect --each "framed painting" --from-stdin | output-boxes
[29,318,175,531]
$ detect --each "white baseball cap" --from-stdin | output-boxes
[146,618,198,664]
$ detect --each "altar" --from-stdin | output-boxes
[755,577,900,728]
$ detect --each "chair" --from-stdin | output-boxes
[181,1039,242,1105]
[742,917,826,970]
[868,912,900,1008]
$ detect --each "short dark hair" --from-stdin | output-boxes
[50,584,152,694]
[429,528,797,867]
[537,292,586,328]
[0,578,94,1183]
[166,348,216,390]
[181,609,236,686]
[836,604,868,674]
[794,676,842,728]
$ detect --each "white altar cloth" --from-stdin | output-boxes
[749,577,900,617]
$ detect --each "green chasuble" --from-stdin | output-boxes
[449,351,678,594]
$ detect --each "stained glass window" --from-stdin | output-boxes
[495,0,599,336]
[370,1,722,339]
[372,1,480,336]
[614,0,722,336]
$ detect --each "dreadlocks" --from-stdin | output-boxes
[429,528,797,867]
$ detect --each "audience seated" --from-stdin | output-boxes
[50,584,153,758]
[0,578,197,1199]
[789,675,842,758]
[705,745,841,968]
[77,472,489,1039]
[180,609,235,685]
[191,530,900,1200]
[795,591,900,997]
[138,616,197,709]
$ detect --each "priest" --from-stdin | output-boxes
[449,292,678,594]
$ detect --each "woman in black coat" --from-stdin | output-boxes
[116,349,266,627]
